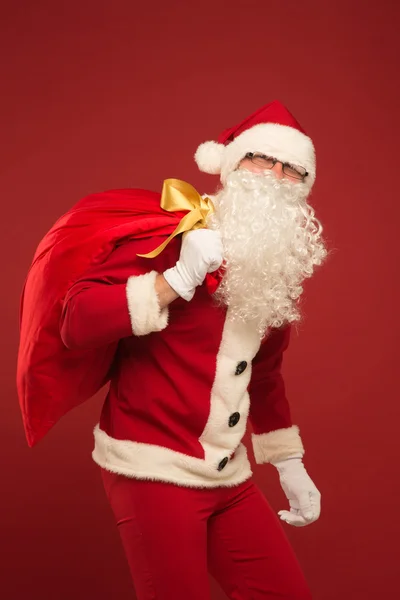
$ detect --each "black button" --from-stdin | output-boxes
[235,361,248,375]
[229,412,240,427]
[217,457,229,471]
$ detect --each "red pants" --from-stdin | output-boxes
[101,470,312,600]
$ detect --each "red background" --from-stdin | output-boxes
[2,1,399,598]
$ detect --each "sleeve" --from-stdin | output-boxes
[60,236,173,350]
[248,326,305,464]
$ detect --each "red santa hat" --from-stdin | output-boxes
[194,100,316,191]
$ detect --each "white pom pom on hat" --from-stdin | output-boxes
[194,100,316,190]
[194,141,225,175]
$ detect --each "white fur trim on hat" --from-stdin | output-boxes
[194,141,224,174]
[221,123,316,190]
[195,123,316,192]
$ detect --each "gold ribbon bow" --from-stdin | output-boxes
[137,178,215,258]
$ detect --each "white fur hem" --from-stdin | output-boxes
[92,425,252,489]
[126,271,169,336]
[251,425,304,464]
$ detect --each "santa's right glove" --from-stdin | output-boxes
[163,229,223,301]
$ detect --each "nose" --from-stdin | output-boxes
[271,161,284,179]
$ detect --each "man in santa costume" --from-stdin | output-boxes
[19,100,327,599]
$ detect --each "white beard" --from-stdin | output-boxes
[207,169,327,334]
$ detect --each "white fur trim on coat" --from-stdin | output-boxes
[251,425,304,464]
[199,314,262,467]
[92,425,252,489]
[126,271,169,336]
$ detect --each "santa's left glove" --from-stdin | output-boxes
[272,456,321,527]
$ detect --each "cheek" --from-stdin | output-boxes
[239,160,264,174]
[249,165,265,174]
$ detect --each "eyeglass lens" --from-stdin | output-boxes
[250,154,306,180]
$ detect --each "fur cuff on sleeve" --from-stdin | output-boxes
[126,271,169,336]
[251,425,304,464]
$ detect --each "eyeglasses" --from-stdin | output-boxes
[244,152,308,181]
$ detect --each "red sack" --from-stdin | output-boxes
[17,188,193,447]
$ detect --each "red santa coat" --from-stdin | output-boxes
[60,232,304,488]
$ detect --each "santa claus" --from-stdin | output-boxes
[18,100,327,599]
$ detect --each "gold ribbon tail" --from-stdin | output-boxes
[137,178,215,259]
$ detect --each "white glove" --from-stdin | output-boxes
[273,456,321,527]
[163,229,223,301]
